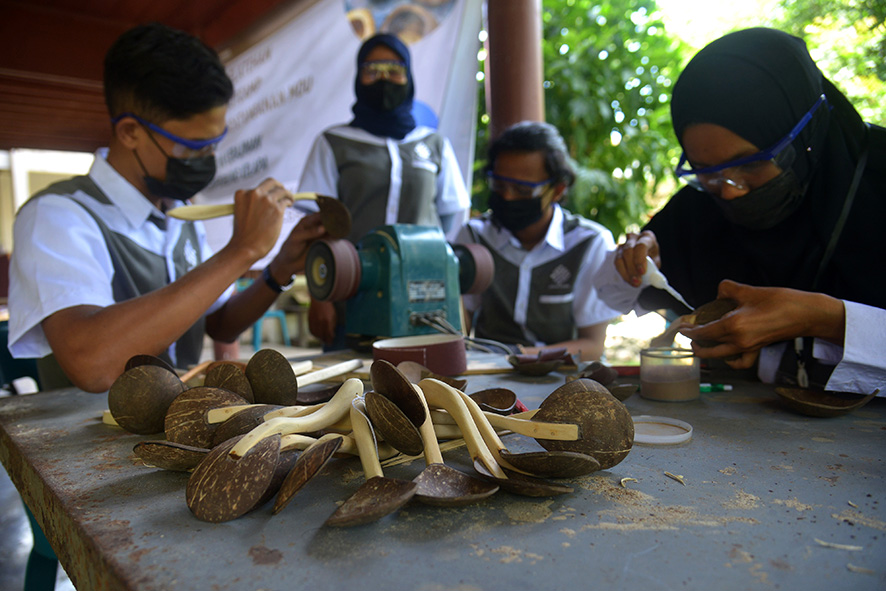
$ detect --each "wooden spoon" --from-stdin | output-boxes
[272,434,344,515]
[366,360,428,455]
[429,408,580,442]
[472,460,574,497]
[467,388,517,415]
[246,349,360,406]
[324,399,417,527]
[417,378,507,479]
[396,360,468,391]
[186,434,282,523]
[507,355,564,376]
[228,378,363,459]
[533,379,634,470]
[454,388,600,479]
[365,391,425,456]
[206,390,357,446]
[411,383,499,506]
[166,193,352,239]
[209,404,283,446]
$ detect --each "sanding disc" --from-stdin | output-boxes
[305,238,361,302]
[453,243,495,295]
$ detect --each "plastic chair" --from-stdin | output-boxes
[252,309,291,351]
[1,321,58,591]
[234,279,291,351]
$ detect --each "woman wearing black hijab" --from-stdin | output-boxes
[299,33,470,348]
[616,28,886,395]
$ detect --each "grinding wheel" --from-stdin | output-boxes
[453,243,495,295]
[305,239,361,302]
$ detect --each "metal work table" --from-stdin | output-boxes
[1,363,884,590]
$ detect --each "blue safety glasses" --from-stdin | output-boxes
[487,172,553,199]
[676,93,827,193]
[111,112,228,158]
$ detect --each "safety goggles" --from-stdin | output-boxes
[675,93,827,193]
[487,172,553,199]
[359,60,408,84]
[112,112,228,158]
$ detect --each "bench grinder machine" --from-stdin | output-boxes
[305,224,493,340]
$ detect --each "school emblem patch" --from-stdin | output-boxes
[549,264,571,288]
[414,141,432,162]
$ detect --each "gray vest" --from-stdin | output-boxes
[325,129,445,243]
[27,176,205,388]
[470,212,596,346]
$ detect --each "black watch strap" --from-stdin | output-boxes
[262,266,295,293]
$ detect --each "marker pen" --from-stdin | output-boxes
[700,383,733,392]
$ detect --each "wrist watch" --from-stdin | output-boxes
[262,265,296,293]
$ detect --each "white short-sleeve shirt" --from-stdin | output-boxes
[8,149,228,362]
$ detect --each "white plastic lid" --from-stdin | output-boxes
[632,415,693,445]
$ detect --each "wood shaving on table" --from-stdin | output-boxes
[664,471,686,486]
[814,538,863,551]
[619,477,638,488]
[847,563,875,575]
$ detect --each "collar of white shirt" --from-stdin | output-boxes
[89,148,168,229]
[493,203,566,252]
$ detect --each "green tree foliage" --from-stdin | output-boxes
[773,0,886,124]
[472,1,884,238]
[542,1,687,236]
[474,0,687,237]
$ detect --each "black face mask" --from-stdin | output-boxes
[361,80,410,111]
[136,150,217,201]
[489,192,546,233]
[712,168,806,230]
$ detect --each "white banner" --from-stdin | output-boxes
[198,0,482,261]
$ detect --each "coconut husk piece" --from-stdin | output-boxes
[108,364,187,435]
[272,435,343,514]
[534,378,634,470]
[164,387,248,448]
[133,440,208,472]
[204,362,254,403]
[186,434,281,523]
[686,298,739,348]
[774,387,879,418]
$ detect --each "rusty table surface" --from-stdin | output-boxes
[1,362,885,591]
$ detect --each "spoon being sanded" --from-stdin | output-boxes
[166,192,351,239]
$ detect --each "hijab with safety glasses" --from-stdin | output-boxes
[350,33,416,140]
[643,27,886,311]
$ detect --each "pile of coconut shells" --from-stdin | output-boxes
[108,351,635,527]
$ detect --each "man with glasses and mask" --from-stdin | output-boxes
[615,28,886,396]
[299,33,470,349]
[7,23,327,393]
[457,121,638,361]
